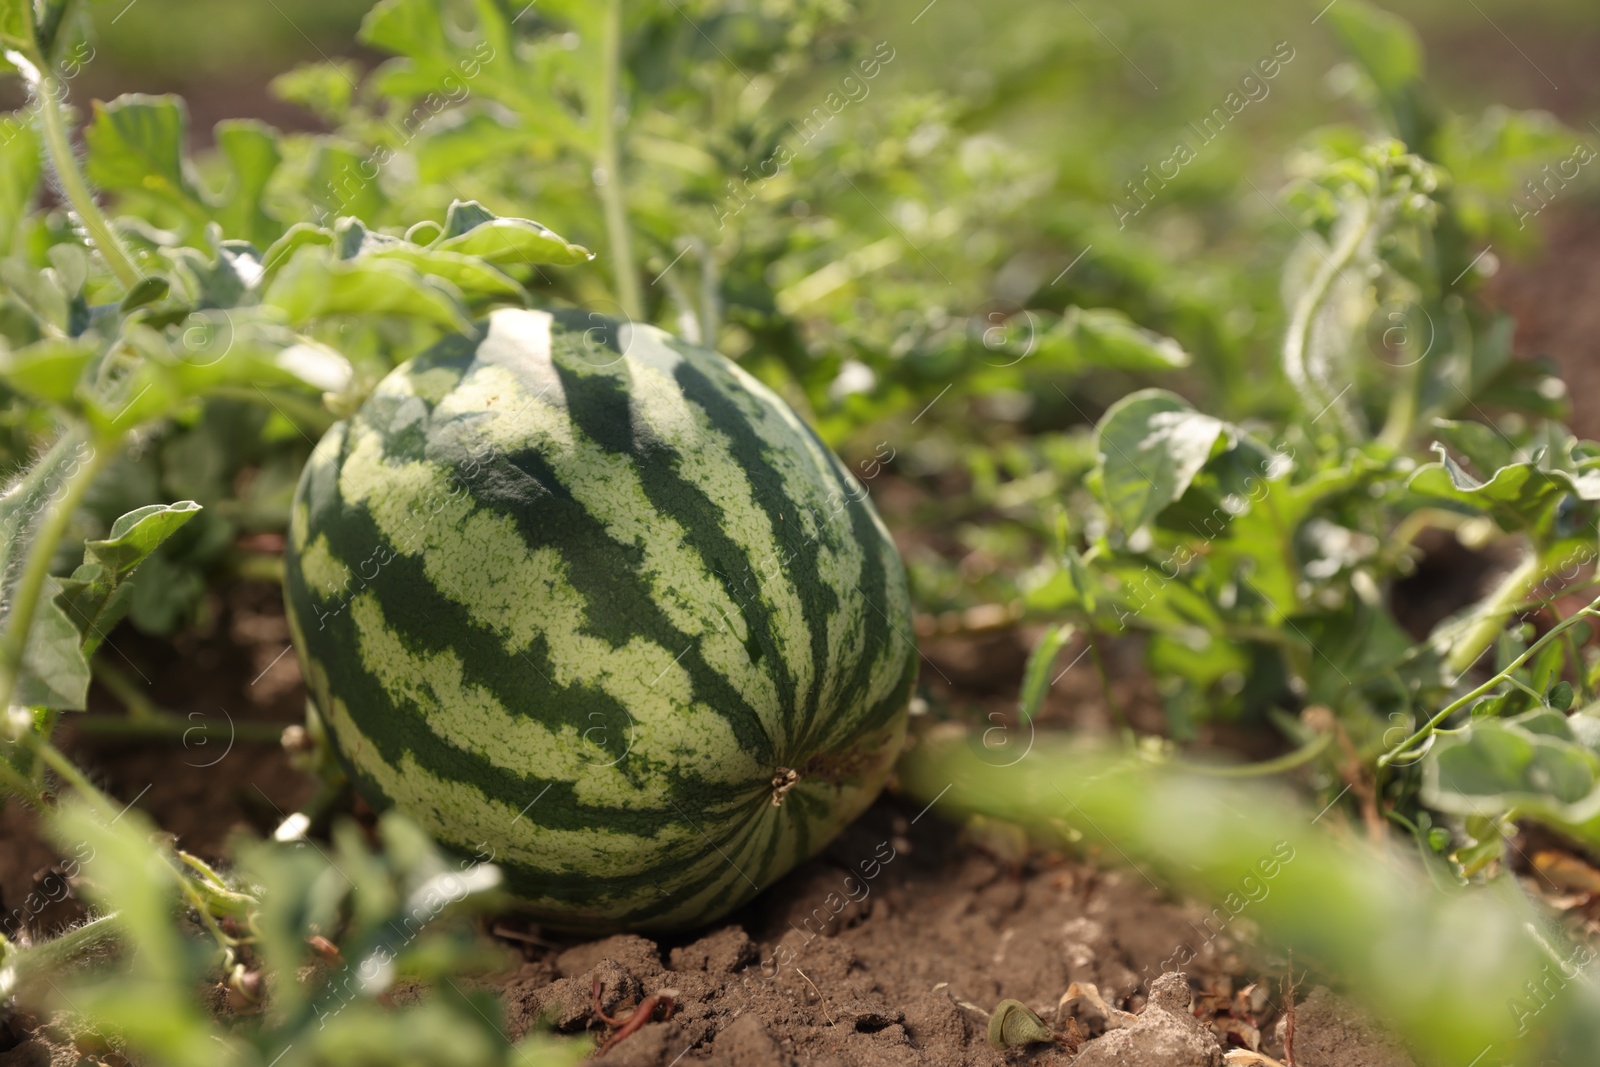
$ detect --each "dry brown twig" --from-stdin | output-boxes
[1302,706,1384,841]
[1282,951,1298,1067]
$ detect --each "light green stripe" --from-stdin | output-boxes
[566,320,816,740]
[335,425,764,804]
[297,533,351,600]
[321,689,701,891]
[673,337,874,722]
[431,310,783,735]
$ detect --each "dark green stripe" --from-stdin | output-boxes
[788,442,905,755]
[545,335,801,751]
[662,340,844,755]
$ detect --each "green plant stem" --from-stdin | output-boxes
[6,912,122,982]
[1443,551,1546,677]
[91,657,159,720]
[1282,195,1372,437]
[91,656,282,743]
[0,435,111,714]
[596,0,643,321]
[26,734,116,820]
[18,737,250,949]
[77,712,284,744]
[1377,336,1425,451]
[1085,632,1131,735]
[1166,730,1333,778]
[696,236,721,347]
[31,68,142,291]
[219,551,285,585]
[0,755,48,810]
[1380,600,1600,767]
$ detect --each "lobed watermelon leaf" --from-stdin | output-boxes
[1094,389,1233,534]
[430,200,594,267]
[52,500,203,669]
[262,248,473,332]
[1422,710,1600,852]
[14,597,90,711]
[84,94,209,223]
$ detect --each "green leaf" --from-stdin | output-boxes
[1068,308,1190,371]
[83,94,207,219]
[0,257,69,331]
[52,566,131,659]
[171,241,264,307]
[0,336,99,408]
[263,247,472,331]
[1549,681,1576,713]
[119,275,171,312]
[1430,418,1519,480]
[82,357,183,435]
[360,0,449,60]
[0,115,40,249]
[307,141,386,226]
[15,596,90,710]
[261,221,334,275]
[213,119,284,245]
[1422,715,1600,847]
[0,0,33,54]
[364,244,522,301]
[86,501,203,577]
[437,199,496,239]
[1409,442,1600,533]
[332,215,372,259]
[1326,1,1422,95]
[269,61,360,125]
[1095,389,1231,533]
[1471,355,1569,422]
[1018,623,1075,724]
[126,551,207,633]
[1325,1,1431,147]
[52,502,202,657]
[431,200,592,266]
[47,243,87,299]
[415,114,530,183]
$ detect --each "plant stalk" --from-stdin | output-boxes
[26,734,117,819]
[0,754,48,809]
[1377,352,1423,452]
[77,712,285,745]
[4,912,122,983]
[1443,550,1550,678]
[596,0,643,321]
[1166,730,1334,778]
[27,63,142,291]
[1380,600,1600,767]
[1282,195,1372,438]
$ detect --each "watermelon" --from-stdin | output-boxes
[282,307,917,931]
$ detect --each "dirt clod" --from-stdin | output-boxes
[1071,972,1224,1067]
[670,928,757,975]
[1278,988,1417,1067]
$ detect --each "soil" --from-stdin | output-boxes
[1488,207,1600,443]
[0,577,1424,1067]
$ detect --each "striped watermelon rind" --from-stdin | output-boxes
[283,307,917,931]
